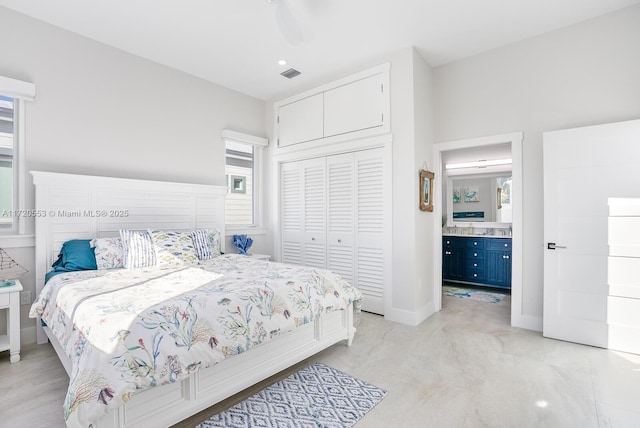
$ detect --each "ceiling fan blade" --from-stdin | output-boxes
[275,0,303,46]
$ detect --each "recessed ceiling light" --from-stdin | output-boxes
[278,59,287,66]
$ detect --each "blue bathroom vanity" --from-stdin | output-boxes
[442,235,512,289]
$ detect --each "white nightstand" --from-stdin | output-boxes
[246,253,271,261]
[0,279,22,363]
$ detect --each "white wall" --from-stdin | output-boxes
[433,5,640,327]
[411,49,436,321]
[0,6,266,344]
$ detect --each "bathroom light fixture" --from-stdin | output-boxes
[278,59,287,66]
[446,158,512,170]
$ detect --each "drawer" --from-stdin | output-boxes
[466,239,486,249]
[0,293,10,308]
[488,238,512,250]
[466,250,485,260]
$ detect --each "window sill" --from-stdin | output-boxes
[0,234,35,248]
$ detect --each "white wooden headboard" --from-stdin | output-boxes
[32,171,227,343]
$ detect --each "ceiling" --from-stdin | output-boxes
[1,0,639,101]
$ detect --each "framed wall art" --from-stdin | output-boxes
[419,169,434,212]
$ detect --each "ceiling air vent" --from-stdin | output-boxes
[281,68,301,79]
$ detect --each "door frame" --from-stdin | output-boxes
[432,132,524,327]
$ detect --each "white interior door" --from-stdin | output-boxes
[280,161,303,265]
[354,148,386,315]
[543,119,640,354]
[326,153,356,283]
[302,157,327,269]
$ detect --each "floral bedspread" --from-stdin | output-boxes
[29,254,361,428]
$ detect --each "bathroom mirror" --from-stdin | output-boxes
[446,175,512,227]
[443,142,513,230]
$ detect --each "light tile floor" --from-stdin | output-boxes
[2,290,639,427]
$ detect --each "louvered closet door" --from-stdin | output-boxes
[302,157,327,269]
[280,149,387,315]
[355,148,386,315]
[280,161,304,265]
[326,153,356,283]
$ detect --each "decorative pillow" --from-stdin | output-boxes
[90,237,124,270]
[190,229,222,260]
[46,239,97,282]
[148,230,199,267]
[119,229,156,269]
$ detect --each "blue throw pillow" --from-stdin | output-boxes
[46,239,97,282]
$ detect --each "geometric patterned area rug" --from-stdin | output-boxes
[196,363,387,428]
[443,286,506,303]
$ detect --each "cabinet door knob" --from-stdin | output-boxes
[311,237,316,241]
[503,255,510,259]
[504,243,508,247]
[473,263,478,267]
[337,239,342,243]
[474,253,478,257]
[445,251,452,255]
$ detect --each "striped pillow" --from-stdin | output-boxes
[119,229,156,268]
[190,229,221,260]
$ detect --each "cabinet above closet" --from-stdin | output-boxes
[274,63,390,149]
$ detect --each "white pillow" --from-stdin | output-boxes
[148,230,199,267]
[90,237,124,270]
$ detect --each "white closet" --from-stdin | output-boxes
[280,148,388,315]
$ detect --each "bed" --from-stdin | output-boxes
[30,171,360,428]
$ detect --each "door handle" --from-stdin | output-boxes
[547,242,567,250]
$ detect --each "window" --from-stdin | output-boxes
[0,95,16,231]
[222,130,268,230]
[0,75,36,234]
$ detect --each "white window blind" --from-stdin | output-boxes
[0,75,36,234]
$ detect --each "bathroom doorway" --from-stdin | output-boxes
[433,132,523,327]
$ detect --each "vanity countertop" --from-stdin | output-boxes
[442,233,511,239]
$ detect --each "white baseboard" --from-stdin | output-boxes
[511,314,543,332]
[20,325,37,346]
[384,302,437,326]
